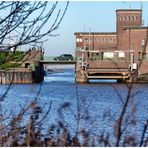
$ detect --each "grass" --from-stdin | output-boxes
[0,62,21,70]
[0,51,25,70]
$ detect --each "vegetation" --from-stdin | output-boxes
[0,62,21,70]
[0,1,69,69]
[0,51,25,70]
[0,1,147,147]
[0,98,147,147]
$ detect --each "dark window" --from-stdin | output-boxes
[25,63,30,68]
[132,16,135,21]
[85,38,88,42]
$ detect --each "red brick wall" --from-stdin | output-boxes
[116,10,142,32]
[138,61,148,74]
[74,9,148,75]
[116,10,142,51]
[88,61,129,69]
[75,33,117,50]
[117,29,148,61]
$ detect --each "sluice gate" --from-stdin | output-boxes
[75,50,138,83]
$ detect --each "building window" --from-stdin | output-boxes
[142,39,145,46]
[119,16,122,21]
[138,52,141,61]
[118,51,125,58]
[128,16,130,21]
[25,63,30,68]
[104,52,114,58]
[85,38,89,42]
[76,38,82,42]
[132,16,135,21]
[76,38,79,42]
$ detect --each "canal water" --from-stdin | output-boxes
[0,65,148,142]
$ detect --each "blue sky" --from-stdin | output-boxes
[44,1,148,56]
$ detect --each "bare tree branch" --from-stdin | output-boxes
[0,1,69,50]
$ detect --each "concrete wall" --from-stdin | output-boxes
[0,63,44,84]
[0,69,33,84]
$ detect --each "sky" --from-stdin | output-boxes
[44,1,148,57]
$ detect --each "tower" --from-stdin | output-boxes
[116,9,142,51]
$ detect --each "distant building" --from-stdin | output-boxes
[0,50,44,84]
[75,9,148,83]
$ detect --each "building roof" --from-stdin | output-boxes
[116,9,142,12]
[74,32,116,35]
[123,26,148,30]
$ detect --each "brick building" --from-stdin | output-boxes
[75,9,148,83]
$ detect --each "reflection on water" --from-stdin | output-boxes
[0,67,148,138]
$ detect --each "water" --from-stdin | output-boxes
[0,67,148,142]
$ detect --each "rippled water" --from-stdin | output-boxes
[0,67,148,140]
